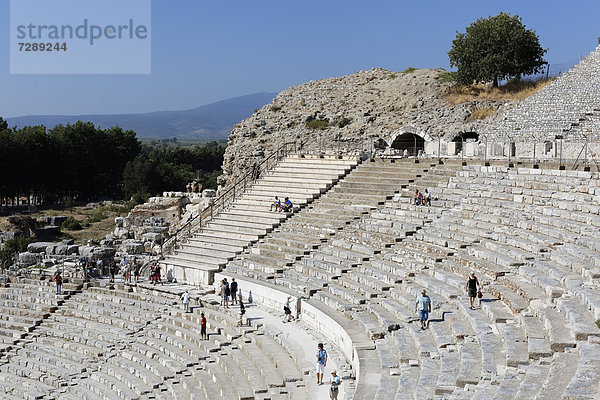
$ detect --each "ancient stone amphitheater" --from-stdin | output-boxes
[2,49,600,399]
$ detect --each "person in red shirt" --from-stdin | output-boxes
[55,273,62,295]
[200,312,207,340]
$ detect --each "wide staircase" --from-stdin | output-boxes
[161,155,359,284]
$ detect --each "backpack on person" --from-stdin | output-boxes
[225,286,231,297]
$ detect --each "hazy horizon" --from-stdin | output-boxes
[2,0,599,118]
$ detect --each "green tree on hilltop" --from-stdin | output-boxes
[448,12,547,87]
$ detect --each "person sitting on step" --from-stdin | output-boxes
[270,196,281,211]
[281,197,293,212]
[413,189,422,206]
[424,188,432,206]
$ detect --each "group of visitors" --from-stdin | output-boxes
[412,188,432,206]
[218,277,246,325]
[150,262,163,285]
[270,196,294,212]
[119,257,142,284]
[415,272,483,329]
[220,277,241,307]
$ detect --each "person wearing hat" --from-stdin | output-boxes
[465,271,480,309]
[329,369,341,399]
[415,288,432,329]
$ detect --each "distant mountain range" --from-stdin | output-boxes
[6,92,277,139]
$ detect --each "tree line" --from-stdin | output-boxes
[0,117,225,206]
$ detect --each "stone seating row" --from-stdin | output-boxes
[0,278,84,350]
[0,282,309,399]
[220,159,600,395]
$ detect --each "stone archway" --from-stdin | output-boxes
[388,127,432,156]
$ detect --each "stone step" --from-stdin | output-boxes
[562,342,600,400]
[206,220,273,235]
[555,296,600,340]
[188,234,249,249]
[535,350,579,400]
[177,241,242,257]
[168,250,229,266]
[196,228,260,242]
[238,341,285,388]
[220,208,290,221]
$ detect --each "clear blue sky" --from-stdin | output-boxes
[1,0,599,118]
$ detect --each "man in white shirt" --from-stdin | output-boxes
[181,290,191,313]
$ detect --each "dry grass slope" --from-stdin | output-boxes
[468,106,497,121]
[445,78,554,105]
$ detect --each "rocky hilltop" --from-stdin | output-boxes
[223,68,507,184]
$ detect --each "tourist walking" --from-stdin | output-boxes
[109,260,116,283]
[415,288,432,330]
[54,272,62,295]
[150,263,157,284]
[200,312,207,340]
[120,257,128,282]
[238,300,246,327]
[181,290,190,313]
[133,260,140,283]
[329,370,341,400]
[465,271,481,309]
[230,278,238,305]
[316,343,327,385]
[282,296,293,322]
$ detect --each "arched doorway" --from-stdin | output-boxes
[391,132,425,156]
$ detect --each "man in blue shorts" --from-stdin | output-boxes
[415,289,432,330]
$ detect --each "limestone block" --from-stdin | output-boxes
[66,245,80,255]
[113,227,130,239]
[54,245,68,256]
[27,242,55,253]
[141,232,162,243]
[121,240,145,254]
[78,246,95,258]
[18,252,39,265]
[202,189,217,198]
